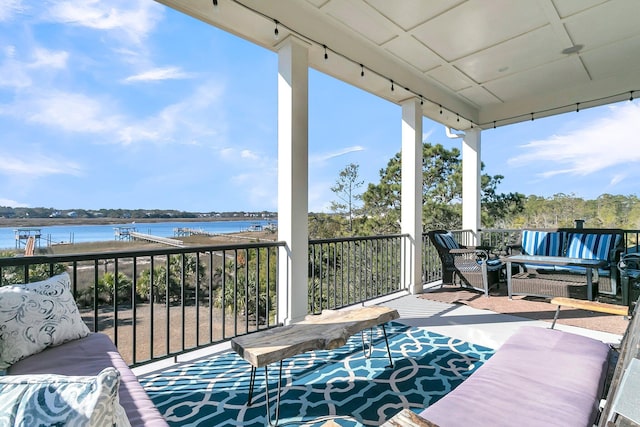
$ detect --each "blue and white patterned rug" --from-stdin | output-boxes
[140,323,494,426]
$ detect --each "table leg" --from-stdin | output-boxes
[247,365,257,405]
[263,360,284,427]
[360,324,394,368]
[506,261,513,299]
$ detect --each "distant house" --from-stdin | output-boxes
[67,211,77,218]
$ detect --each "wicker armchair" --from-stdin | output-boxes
[428,230,503,296]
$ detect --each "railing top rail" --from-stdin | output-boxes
[0,240,285,267]
[309,234,407,245]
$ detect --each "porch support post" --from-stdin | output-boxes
[276,36,310,324]
[401,99,423,294]
[462,128,482,243]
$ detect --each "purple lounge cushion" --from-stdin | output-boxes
[7,333,167,427]
[419,326,610,427]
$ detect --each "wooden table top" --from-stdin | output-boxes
[231,305,400,368]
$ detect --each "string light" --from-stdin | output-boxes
[531,112,534,121]
[439,105,442,115]
[457,114,460,122]
[631,91,635,102]
[420,96,423,105]
[212,0,218,6]
[390,80,394,91]
[274,20,279,40]
[576,102,580,112]
[360,64,364,77]
[323,45,328,60]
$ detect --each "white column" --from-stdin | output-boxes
[401,99,423,294]
[462,128,481,243]
[277,36,310,324]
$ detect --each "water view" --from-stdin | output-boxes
[0,220,274,250]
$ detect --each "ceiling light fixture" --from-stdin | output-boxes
[562,44,583,55]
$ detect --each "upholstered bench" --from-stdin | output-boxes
[0,273,167,426]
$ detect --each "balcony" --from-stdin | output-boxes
[0,231,630,425]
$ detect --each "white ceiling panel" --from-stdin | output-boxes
[458,85,502,107]
[563,0,640,50]
[412,0,547,61]
[551,0,607,18]
[485,58,588,102]
[365,0,465,31]
[428,65,473,92]
[581,35,640,80]
[455,25,566,84]
[383,36,441,72]
[322,0,397,46]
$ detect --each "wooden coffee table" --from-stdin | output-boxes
[231,305,400,426]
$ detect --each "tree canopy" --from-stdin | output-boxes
[354,143,525,234]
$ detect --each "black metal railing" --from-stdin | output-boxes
[0,242,283,367]
[308,234,407,314]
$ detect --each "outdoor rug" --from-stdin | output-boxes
[140,322,494,426]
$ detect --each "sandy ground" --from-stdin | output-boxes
[420,283,629,336]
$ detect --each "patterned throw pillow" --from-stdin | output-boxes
[0,367,131,427]
[0,272,90,369]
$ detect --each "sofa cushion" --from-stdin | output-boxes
[0,272,90,369]
[434,232,459,250]
[8,333,169,426]
[521,230,563,257]
[419,326,610,427]
[0,367,130,427]
[565,233,619,261]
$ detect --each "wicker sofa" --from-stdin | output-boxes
[507,228,624,299]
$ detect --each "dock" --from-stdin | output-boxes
[130,232,184,247]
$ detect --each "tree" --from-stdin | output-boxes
[359,142,524,233]
[330,163,364,234]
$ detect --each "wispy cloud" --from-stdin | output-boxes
[0,0,25,22]
[0,152,83,177]
[0,89,123,134]
[310,145,365,164]
[123,66,194,83]
[45,0,163,45]
[508,103,640,179]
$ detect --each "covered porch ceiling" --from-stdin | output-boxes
[157,0,640,130]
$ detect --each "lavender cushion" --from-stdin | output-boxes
[419,326,610,427]
[8,333,167,427]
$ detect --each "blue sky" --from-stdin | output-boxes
[1,2,639,213]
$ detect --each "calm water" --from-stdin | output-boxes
[0,220,274,250]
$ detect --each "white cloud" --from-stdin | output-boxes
[46,0,164,45]
[29,47,68,69]
[0,89,123,134]
[0,198,28,207]
[0,0,24,22]
[508,103,640,177]
[310,145,365,164]
[240,150,259,160]
[123,66,194,83]
[0,152,83,177]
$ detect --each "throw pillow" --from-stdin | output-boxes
[0,272,90,369]
[0,367,131,427]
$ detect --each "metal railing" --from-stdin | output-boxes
[0,242,283,367]
[308,234,408,314]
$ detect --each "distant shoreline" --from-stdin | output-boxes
[0,217,253,228]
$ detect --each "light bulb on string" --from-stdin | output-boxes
[360,64,364,77]
[274,20,279,40]
[323,45,328,60]
[390,80,394,91]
